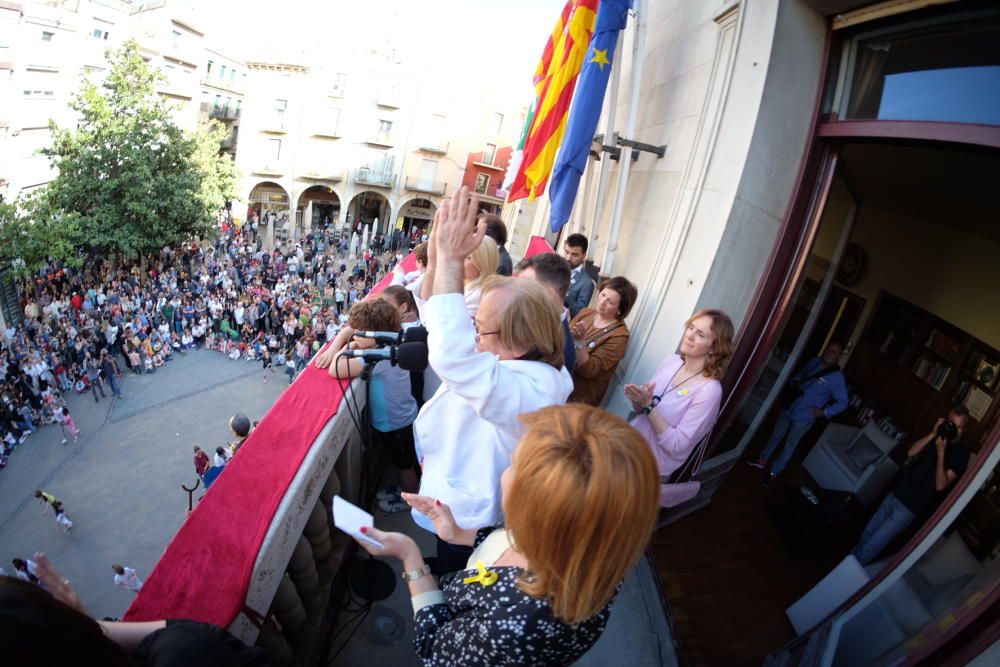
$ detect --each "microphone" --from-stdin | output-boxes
[354,326,427,345]
[341,342,428,371]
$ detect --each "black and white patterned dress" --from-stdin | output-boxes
[412,528,616,666]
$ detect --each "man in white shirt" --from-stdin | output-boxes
[112,564,143,592]
[414,186,573,573]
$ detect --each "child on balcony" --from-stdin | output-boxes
[314,298,419,513]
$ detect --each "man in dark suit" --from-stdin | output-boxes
[515,253,575,372]
[563,233,595,318]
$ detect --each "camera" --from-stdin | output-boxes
[936,420,959,442]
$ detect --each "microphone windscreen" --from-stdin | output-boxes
[396,342,429,371]
[403,326,428,344]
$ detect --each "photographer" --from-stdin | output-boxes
[851,406,971,566]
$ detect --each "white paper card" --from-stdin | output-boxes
[333,495,384,549]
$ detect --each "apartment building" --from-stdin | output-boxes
[233,44,522,249]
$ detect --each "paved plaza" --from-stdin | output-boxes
[0,349,287,619]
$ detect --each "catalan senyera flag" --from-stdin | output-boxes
[549,0,631,232]
[507,0,598,202]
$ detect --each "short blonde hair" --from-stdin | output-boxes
[481,275,563,369]
[466,235,499,291]
[507,405,659,624]
[685,308,734,380]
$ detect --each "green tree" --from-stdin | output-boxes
[37,39,237,261]
[0,196,81,278]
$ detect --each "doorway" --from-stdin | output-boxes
[655,141,1000,666]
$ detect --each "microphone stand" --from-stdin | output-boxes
[348,359,395,602]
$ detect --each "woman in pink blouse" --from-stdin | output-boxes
[624,309,734,492]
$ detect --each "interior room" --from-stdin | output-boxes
[655,141,1000,665]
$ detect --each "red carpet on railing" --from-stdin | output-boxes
[124,238,552,627]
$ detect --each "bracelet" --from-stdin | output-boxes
[401,563,432,582]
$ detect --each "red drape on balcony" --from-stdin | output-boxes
[123,237,553,628]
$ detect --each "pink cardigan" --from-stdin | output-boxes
[630,354,722,479]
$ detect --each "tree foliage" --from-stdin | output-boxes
[23,39,238,263]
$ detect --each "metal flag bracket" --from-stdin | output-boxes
[590,132,666,162]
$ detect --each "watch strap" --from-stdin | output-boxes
[402,563,432,582]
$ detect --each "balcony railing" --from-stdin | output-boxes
[210,105,240,122]
[473,159,504,171]
[353,167,395,188]
[365,133,393,148]
[119,260,417,659]
[404,176,446,196]
[418,141,449,155]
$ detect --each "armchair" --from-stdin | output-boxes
[804,421,900,506]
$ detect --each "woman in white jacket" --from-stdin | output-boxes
[415,186,574,572]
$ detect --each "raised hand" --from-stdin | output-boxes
[33,552,88,615]
[354,526,420,563]
[433,186,485,263]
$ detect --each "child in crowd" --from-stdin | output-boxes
[59,406,80,444]
[53,501,73,533]
[213,446,230,467]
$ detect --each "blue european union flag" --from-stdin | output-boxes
[548,0,631,234]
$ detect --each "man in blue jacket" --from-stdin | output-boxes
[563,233,595,318]
[749,341,848,482]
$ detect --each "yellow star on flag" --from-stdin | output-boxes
[590,47,610,71]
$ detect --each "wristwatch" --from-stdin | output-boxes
[402,563,432,582]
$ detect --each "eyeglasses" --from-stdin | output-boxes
[473,320,500,344]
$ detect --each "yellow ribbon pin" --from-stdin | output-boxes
[462,560,498,587]
[677,388,690,397]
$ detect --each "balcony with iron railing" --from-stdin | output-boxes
[210,104,241,122]
[353,166,395,188]
[404,176,446,196]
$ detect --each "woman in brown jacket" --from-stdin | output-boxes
[568,276,638,405]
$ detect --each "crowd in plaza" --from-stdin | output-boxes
[0,218,401,470]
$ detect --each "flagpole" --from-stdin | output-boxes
[587,36,622,240]
[600,0,645,277]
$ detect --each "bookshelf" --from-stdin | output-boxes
[845,291,1000,450]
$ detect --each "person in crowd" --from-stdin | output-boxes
[563,233,595,318]
[4,553,272,666]
[747,340,848,483]
[356,403,658,666]
[213,446,230,467]
[319,299,421,513]
[515,253,575,372]
[35,489,59,514]
[411,186,573,573]
[53,501,73,533]
[60,406,80,444]
[112,563,143,593]
[192,445,211,478]
[851,407,971,566]
[624,309,734,500]
[100,349,123,399]
[482,214,513,276]
[12,557,40,584]
[419,224,498,320]
[568,276,638,406]
[84,352,106,403]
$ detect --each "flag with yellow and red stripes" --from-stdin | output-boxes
[507,0,598,202]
